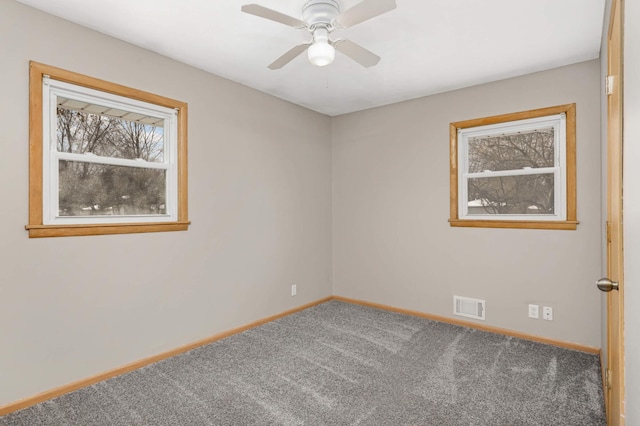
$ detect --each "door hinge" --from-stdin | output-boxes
[605,369,612,389]
[606,222,612,243]
[606,75,615,95]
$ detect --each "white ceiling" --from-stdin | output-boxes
[17,0,605,116]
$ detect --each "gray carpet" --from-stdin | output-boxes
[0,301,605,425]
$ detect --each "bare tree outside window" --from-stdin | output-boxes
[58,161,166,216]
[467,128,555,215]
[56,106,166,217]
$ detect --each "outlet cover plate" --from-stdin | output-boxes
[542,306,553,321]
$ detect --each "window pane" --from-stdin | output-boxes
[467,174,554,215]
[468,127,554,173]
[58,161,166,217]
[57,103,164,162]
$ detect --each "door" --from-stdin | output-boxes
[604,0,625,423]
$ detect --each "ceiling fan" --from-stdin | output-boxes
[241,0,397,69]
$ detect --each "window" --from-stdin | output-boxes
[27,61,189,237]
[449,104,577,230]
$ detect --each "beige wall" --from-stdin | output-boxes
[624,0,640,421]
[0,0,332,406]
[332,60,603,348]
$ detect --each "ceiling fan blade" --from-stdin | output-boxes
[333,39,380,67]
[336,0,396,28]
[241,4,306,28]
[268,43,311,70]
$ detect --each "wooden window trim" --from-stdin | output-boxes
[449,104,577,230]
[26,61,190,238]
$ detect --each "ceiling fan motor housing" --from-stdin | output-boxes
[302,0,340,28]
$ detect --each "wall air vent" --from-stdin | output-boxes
[453,295,486,321]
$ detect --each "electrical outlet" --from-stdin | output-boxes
[291,285,297,296]
[528,304,539,319]
[542,306,553,321]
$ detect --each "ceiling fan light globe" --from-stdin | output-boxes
[308,41,335,67]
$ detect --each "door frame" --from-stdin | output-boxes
[605,0,625,423]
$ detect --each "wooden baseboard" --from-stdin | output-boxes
[0,296,332,416]
[332,296,601,355]
[0,294,600,416]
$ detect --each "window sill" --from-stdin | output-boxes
[448,219,579,230]
[25,221,191,238]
